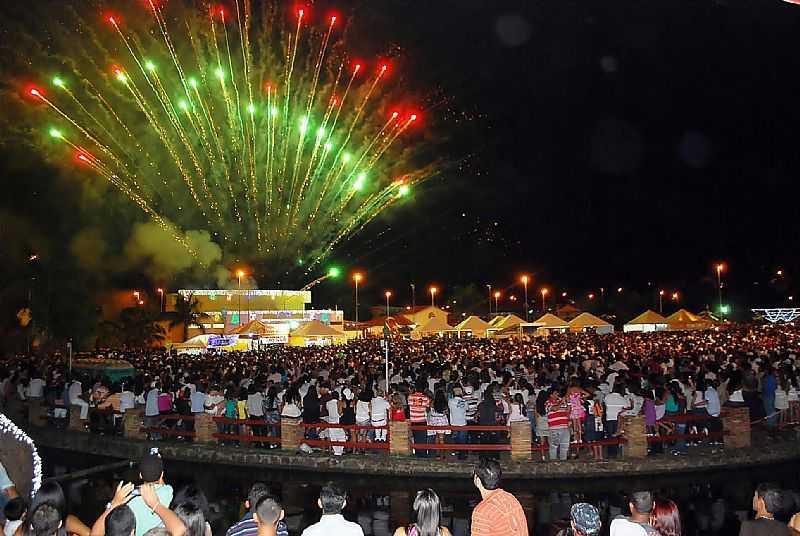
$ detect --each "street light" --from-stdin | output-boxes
[541,288,548,311]
[672,292,679,302]
[236,270,245,325]
[494,291,501,313]
[588,293,595,300]
[385,291,392,317]
[520,275,530,321]
[715,263,725,316]
[157,288,165,313]
[659,290,665,314]
[353,273,363,323]
[486,284,492,316]
[429,286,438,307]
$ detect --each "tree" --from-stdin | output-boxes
[169,293,209,342]
[97,307,164,349]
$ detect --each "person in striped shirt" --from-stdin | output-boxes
[546,386,571,461]
[408,379,432,458]
[471,459,528,536]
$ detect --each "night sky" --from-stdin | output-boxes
[2,0,800,318]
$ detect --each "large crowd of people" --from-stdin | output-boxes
[2,325,799,459]
[3,452,800,536]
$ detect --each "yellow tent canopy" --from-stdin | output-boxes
[533,313,569,329]
[411,316,453,339]
[454,315,490,337]
[569,312,614,333]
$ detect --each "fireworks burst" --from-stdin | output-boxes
[16,0,440,275]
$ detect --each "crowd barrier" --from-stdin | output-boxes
[24,401,758,461]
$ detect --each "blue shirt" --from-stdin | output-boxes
[764,374,778,397]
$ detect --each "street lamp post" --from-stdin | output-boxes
[521,276,529,321]
[541,288,548,311]
[410,283,416,311]
[494,291,501,314]
[658,290,664,314]
[385,291,392,317]
[716,263,724,315]
[430,286,437,307]
[486,284,492,316]
[353,273,363,323]
[237,270,244,325]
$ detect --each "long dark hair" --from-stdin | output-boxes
[433,390,448,414]
[411,489,443,536]
[28,481,67,521]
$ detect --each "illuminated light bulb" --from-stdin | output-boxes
[391,111,399,119]
[316,126,325,138]
[398,184,410,196]
[330,16,337,24]
[410,114,417,121]
[53,77,64,88]
[324,142,332,151]
[189,78,198,88]
[381,64,387,71]
[298,8,304,18]
[342,153,351,163]
[77,153,89,162]
[247,103,255,114]
[270,107,278,117]
[332,97,338,105]
[215,68,225,80]
[107,16,116,25]
[29,88,41,97]
[178,100,189,111]
[49,128,63,139]
[354,63,361,73]
[145,61,156,71]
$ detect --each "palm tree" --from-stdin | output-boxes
[169,292,209,342]
[97,307,165,349]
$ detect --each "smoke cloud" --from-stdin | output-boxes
[123,220,222,281]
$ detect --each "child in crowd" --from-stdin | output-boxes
[3,498,26,536]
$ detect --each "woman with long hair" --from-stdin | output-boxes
[392,489,452,536]
[650,498,681,536]
[427,390,450,461]
[18,481,90,536]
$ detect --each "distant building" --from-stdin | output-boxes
[169,289,343,344]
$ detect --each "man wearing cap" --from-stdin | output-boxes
[128,454,174,536]
[558,503,601,536]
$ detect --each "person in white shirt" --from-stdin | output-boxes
[28,376,45,399]
[119,387,135,413]
[370,389,390,442]
[609,490,659,536]
[301,484,363,536]
[69,379,90,421]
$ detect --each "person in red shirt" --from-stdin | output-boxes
[407,379,431,458]
[471,459,528,536]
